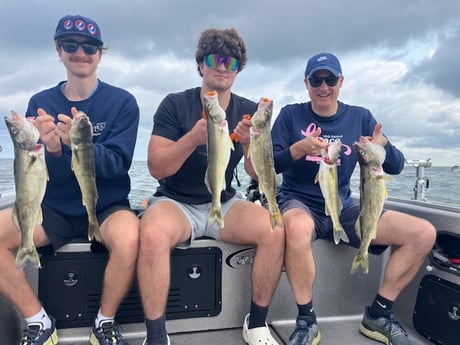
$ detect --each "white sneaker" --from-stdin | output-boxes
[142,335,170,345]
[242,314,279,345]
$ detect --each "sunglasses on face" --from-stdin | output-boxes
[58,40,100,55]
[204,54,239,72]
[308,75,340,88]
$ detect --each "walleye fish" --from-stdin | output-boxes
[314,140,349,244]
[249,98,283,230]
[5,111,48,269]
[203,91,234,228]
[351,136,387,274]
[70,111,100,241]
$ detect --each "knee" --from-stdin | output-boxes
[111,226,139,265]
[419,220,437,251]
[139,219,170,257]
[263,228,285,252]
[284,216,314,249]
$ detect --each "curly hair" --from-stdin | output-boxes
[195,28,248,77]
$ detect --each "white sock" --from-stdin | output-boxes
[25,308,52,330]
[95,309,115,328]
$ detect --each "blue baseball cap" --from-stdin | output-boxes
[54,15,103,46]
[305,52,342,77]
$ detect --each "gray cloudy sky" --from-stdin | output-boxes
[1,0,460,166]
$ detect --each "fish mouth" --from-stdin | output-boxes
[4,116,20,133]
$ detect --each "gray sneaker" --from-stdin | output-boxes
[288,316,321,345]
[359,306,411,345]
[90,320,129,345]
[20,316,58,345]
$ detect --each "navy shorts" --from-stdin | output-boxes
[41,201,135,251]
[280,198,388,255]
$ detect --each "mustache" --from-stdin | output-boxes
[69,56,92,63]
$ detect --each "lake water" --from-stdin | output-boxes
[1,158,460,209]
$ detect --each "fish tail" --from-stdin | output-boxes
[350,252,369,274]
[269,211,284,230]
[16,246,41,269]
[208,206,224,228]
[87,220,101,242]
[333,225,349,244]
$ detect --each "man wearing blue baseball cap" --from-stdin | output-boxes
[271,52,436,345]
[0,14,140,345]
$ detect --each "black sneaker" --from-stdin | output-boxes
[90,320,129,345]
[20,316,58,345]
[360,306,411,345]
[288,316,321,345]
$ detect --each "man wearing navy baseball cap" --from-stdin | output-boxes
[304,52,342,78]
[0,14,140,345]
[270,52,435,345]
[54,14,104,46]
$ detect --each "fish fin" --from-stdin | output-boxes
[350,252,369,274]
[208,207,224,229]
[16,246,41,269]
[270,211,284,230]
[204,169,212,193]
[333,225,349,244]
[229,136,235,150]
[88,222,101,242]
[12,204,20,230]
[355,218,361,239]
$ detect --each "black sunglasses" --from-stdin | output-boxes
[308,75,340,88]
[58,40,100,55]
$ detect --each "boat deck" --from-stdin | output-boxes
[46,317,433,344]
[2,192,459,345]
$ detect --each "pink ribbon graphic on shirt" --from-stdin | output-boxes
[301,123,352,162]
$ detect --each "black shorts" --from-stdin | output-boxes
[41,201,135,251]
[280,198,388,255]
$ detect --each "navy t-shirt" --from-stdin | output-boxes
[152,87,257,204]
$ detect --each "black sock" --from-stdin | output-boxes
[297,301,316,324]
[248,301,268,329]
[145,315,167,345]
[368,294,394,318]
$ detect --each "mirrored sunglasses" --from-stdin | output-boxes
[308,75,340,88]
[204,54,239,72]
[59,40,100,55]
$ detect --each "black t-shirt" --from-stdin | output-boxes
[152,87,257,204]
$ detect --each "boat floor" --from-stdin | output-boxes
[56,317,431,345]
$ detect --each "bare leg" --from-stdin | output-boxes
[373,211,436,300]
[283,208,316,305]
[137,201,191,320]
[98,210,140,317]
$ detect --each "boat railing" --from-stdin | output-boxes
[405,158,432,202]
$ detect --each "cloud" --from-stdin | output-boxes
[1,0,460,167]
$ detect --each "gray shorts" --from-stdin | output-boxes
[146,195,241,247]
[280,198,388,255]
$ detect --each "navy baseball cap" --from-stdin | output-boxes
[54,15,103,46]
[305,52,342,77]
